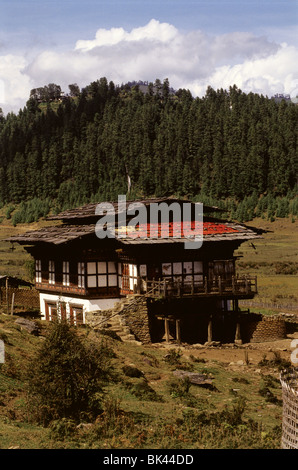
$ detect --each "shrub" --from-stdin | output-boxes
[122,365,143,378]
[26,321,113,425]
[163,349,182,366]
[167,377,191,398]
[126,379,163,402]
[49,418,77,440]
[258,352,291,370]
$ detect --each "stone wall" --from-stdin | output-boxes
[121,296,151,344]
[85,295,152,344]
[245,315,287,343]
[85,309,113,329]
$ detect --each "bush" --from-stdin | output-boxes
[163,349,182,366]
[122,365,143,378]
[26,321,113,425]
[126,379,163,402]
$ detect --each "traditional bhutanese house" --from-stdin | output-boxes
[8,198,263,344]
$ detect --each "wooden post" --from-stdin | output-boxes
[218,276,222,294]
[204,276,208,293]
[10,293,15,316]
[208,316,212,343]
[232,275,235,294]
[163,279,167,298]
[235,320,242,345]
[176,319,181,345]
[6,277,9,315]
[164,317,170,343]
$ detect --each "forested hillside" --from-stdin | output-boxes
[0,78,297,224]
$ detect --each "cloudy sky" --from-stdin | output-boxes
[1,0,297,114]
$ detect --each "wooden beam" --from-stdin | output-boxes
[164,317,170,343]
[235,319,242,345]
[10,293,15,316]
[208,316,212,342]
[176,319,181,344]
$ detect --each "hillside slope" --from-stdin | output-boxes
[0,311,296,449]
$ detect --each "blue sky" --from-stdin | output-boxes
[0,0,297,112]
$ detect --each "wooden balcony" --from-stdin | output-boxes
[139,275,257,299]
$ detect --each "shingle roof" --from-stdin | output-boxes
[47,197,223,221]
[7,198,263,246]
[8,220,262,246]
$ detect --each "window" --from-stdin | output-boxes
[35,259,42,283]
[193,261,203,285]
[162,263,172,277]
[45,302,57,321]
[69,305,84,325]
[62,261,70,286]
[139,264,147,277]
[129,264,138,291]
[160,261,204,285]
[49,260,55,285]
[78,262,85,288]
[107,261,117,287]
[87,261,118,288]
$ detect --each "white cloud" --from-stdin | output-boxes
[75,19,178,51]
[0,54,33,112]
[1,19,298,113]
[187,43,298,98]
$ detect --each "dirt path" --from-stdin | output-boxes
[153,332,298,366]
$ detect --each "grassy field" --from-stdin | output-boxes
[235,217,298,312]
[0,313,291,449]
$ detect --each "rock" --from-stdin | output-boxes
[204,341,221,347]
[173,369,213,385]
[236,360,245,366]
[14,318,40,335]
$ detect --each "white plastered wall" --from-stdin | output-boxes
[39,292,121,322]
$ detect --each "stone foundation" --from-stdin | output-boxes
[121,296,151,344]
[85,296,288,345]
[245,315,287,343]
[85,295,152,344]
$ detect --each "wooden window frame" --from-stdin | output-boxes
[78,262,85,288]
[49,260,55,285]
[87,261,118,289]
[161,261,204,285]
[62,261,70,287]
[35,259,42,283]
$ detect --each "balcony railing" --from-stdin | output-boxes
[138,275,257,299]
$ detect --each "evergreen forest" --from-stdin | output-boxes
[0,78,297,224]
